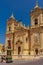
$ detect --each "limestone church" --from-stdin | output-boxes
[5,2,43,59]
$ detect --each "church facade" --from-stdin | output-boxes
[5,3,43,60]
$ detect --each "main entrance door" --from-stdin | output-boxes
[18,47,21,55]
[35,48,38,55]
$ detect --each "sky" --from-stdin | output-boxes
[0,0,43,44]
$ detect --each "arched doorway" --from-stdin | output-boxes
[35,48,38,55]
[18,46,21,55]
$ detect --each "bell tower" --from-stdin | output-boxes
[30,1,43,55]
[30,1,43,28]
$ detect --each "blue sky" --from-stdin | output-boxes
[0,0,43,44]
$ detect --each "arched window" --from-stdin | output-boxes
[9,27,11,31]
[8,40,11,48]
[35,19,38,25]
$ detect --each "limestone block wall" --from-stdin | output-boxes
[40,33,43,49]
[23,32,29,55]
[5,37,9,48]
[14,34,24,55]
[31,33,34,55]
[11,23,14,32]
[13,31,29,55]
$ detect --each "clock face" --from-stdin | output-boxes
[34,33,40,44]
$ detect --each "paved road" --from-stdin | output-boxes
[0,58,43,65]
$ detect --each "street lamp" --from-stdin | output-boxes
[6,40,13,63]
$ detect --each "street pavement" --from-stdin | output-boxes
[0,58,43,65]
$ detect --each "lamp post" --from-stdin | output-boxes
[6,40,13,63]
